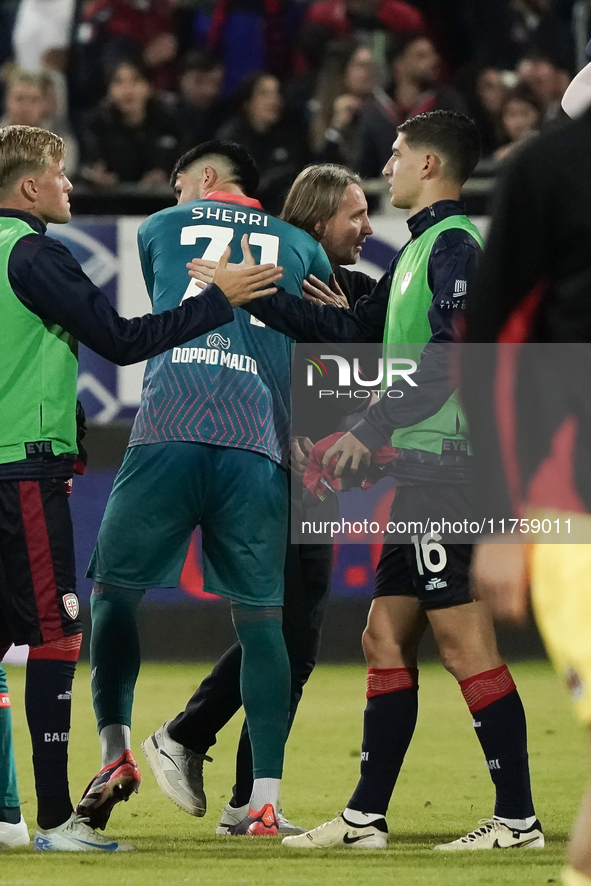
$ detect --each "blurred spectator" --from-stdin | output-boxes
[458,65,508,157]
[462,0,575,72]
[217,72,309,213]
[310,40,379,164]
[494,82,543,161]
[190,0,304,94]
[12,0,75,73]
[409,0,471,72]
[353,32,467,178]
[0,65,79,173]
[0,67,46,128]
[80,59,181,189]
[517,49,571,121]
[70,0,178,116]
[299,0,425,72]
[168,51,227,149]
[0,2,19,71]
[40,68,80,174]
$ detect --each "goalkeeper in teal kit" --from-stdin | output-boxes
[78,142,331,836]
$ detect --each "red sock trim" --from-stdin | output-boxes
[0,693,10,709]
[29,633,82,662]
[459,665,516,713]
[366,667,418,698]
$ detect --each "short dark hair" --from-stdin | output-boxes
[171,140,259,196]
[503,83,544,120]
[386,31,428,67]
[397,110,481,184]
[105,57,150,86]
[233,72,280,113]
[181,50,223,76]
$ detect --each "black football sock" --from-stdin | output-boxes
[460,666,535,820]
[26,635,81,830]
[347,668,418,816]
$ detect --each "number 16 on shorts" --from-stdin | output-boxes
[412,532,448,575]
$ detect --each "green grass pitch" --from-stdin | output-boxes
[1,659,586,885]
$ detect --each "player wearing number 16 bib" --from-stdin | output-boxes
[239,113,541,852]
[81,142,331,835]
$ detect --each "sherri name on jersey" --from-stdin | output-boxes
[191,205,270,227]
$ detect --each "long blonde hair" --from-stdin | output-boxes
[281,164,362,240]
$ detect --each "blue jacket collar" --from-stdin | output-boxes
[407,199,465,239]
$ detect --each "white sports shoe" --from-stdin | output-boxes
[433,818,544,851]
[282,813,388,849]
[216,803,306,836]
[142,722,211,816]
[0,815,29,847]
[33,812,135,852]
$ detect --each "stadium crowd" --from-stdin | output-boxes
[0,0,586,210]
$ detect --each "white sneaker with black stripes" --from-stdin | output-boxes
[433,818,544,850]
[141,722,211,817]
[282,812,388,849]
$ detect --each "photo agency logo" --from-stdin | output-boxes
[304,352,418,400]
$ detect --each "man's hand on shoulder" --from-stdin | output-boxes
[303,274,348,308]
[187,236,282,307]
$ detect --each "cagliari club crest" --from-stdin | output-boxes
[62,593,79,620]
[400,271,413,294]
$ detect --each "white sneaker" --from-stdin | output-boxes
[433,818,544,851]
[141,722,210,817]
[33,812,135,851]
[0,815,29,847]
[216,803,306,836]
[282,813,388,849]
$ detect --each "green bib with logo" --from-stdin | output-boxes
[0,217,78,464]
[383,214,483,455]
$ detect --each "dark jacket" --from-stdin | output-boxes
[217,114,309,214]
[81,97,182,182]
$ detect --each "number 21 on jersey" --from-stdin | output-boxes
[179,225,280,316]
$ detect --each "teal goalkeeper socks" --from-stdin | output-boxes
[231,604,291,780]
[90,584,144,731]
[0,665,20,818]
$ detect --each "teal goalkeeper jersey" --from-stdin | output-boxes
[129,192,332,465]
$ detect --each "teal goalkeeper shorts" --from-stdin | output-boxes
[87,442,288,606]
